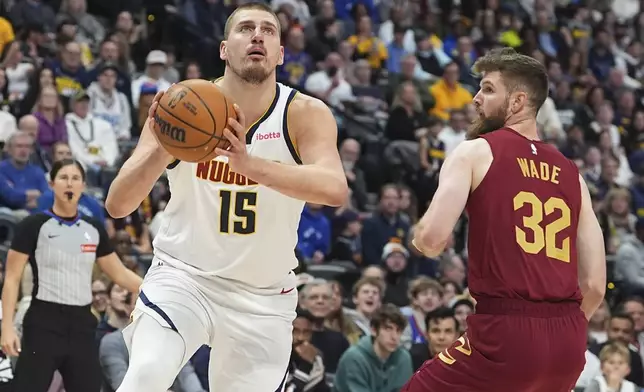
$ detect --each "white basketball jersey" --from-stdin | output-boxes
[153,83,304,288]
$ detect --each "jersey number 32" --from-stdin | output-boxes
[219,190,257,234]
[513,191,571,263]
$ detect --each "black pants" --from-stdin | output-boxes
[12,299,101,392]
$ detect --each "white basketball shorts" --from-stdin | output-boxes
[122,257,298,392]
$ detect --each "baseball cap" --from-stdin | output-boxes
[140,82,158,96]
[98,62,119,75]
[337,210,360,229]
[146,50,168,65]
[381,242,409,260]
[71,89,90,103]
[452,296,475,311]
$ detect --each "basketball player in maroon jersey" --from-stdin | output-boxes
[404,48,607,391]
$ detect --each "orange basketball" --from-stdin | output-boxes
[152,79,235,163]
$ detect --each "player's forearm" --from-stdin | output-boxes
[578,261,606,321]
[580,285,604,321]
[246,158,349,206]
[105,148,169,218]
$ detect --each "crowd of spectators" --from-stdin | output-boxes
[0,0,643,391]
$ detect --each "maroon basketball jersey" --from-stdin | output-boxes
[466,128,583,303]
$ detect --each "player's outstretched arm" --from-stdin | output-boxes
[576,174,607,321]
[413,140,480,257]
[220,95,348,206]
[105,94,174,218]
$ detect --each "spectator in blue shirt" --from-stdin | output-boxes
[297,203,331,263]
[0,132,48,213]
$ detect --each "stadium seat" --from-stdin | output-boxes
[0,210,23,246]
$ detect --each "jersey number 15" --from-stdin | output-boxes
[513,191,571,263]
[219,190,257,235]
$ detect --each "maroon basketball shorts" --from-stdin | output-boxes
[403,298,587,392]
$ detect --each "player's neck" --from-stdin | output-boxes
[505,116,540,141]
[219,70,277,113]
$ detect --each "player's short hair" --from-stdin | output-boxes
[371,303,407,331]
[223,2,281,39]
[472,47,549,113]
[352,276,385,298]
[599,342,630,363]
[424,307,458,331]
[407,276,443,301]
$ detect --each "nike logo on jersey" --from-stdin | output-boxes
[48,234,59,239]
[196,160,258,186]
[280,287,295,294]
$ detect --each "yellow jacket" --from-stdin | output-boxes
[429,79,473,120]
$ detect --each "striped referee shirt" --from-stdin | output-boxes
[10,210,113,306]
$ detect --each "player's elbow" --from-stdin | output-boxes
[585,279,606,299]
[105,197,132,219]
[323,178,350,207]
[415,225,446,257]
[579,274,606,300]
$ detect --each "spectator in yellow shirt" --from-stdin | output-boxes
[347,16,387,72]
[429,62,473,121]
[0,17,15,56]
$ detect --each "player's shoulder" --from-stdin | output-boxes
[450,138,491,162]
[286,91,335,130]
[289,90,331,115]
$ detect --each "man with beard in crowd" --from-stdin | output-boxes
[407,47,606,391]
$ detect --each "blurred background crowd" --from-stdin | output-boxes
[0,0,642,391]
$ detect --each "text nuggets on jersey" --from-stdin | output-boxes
[196,160,258,186]
[516,158,561,184]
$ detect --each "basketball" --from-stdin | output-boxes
[152,79,235,163]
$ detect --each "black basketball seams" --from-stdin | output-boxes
[195,94,231,161]
[155,105,227,150]
[180,83,218,132]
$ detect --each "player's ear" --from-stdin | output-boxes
[278,46,284,66]
[510,91,527,114]
[220,41,228,61]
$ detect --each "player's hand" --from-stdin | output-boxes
[1,326,21,357]
[215,104,255,174]
[147,90,166,120]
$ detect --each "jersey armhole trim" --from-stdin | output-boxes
[283,89,302,165]
[245,84,281,144]
[167,159,180,170]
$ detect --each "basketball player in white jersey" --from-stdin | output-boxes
[104,3,348,392]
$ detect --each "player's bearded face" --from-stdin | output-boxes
[227,46,280,85]
[225,13,283,85]
[466,97,509,140]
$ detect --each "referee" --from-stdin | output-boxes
[0,159,142,392]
